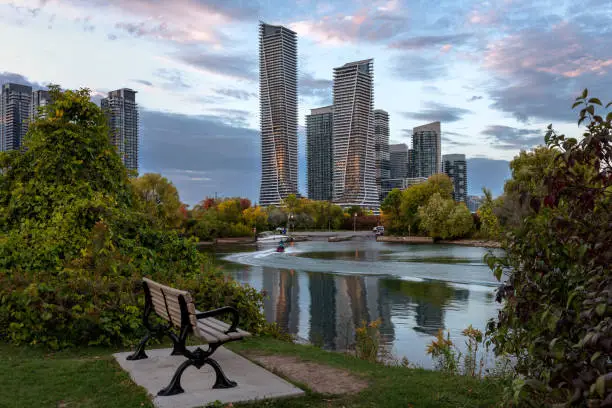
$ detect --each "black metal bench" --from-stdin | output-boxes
[127,277,251,396]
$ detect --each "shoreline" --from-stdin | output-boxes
[378,235,501,248]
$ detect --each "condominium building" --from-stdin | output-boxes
[0,83,32,151]
[389,143,409,179]
[31,90,51,120]
[100,88,139,173]
[381,177,428,199]
[306,105,333,201]
[374,109,390,200]
[413,121,441,178]
[259,22,298,206]
[332,59,379,210]
[443,153,468,203]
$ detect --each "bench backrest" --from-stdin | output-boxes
[142,277,197,331]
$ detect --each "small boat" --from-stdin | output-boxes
[257,231,289,243]
[276,241,285,253]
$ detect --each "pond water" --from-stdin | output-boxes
[209,240,503,368]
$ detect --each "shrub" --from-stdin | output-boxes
[486,91,611,406]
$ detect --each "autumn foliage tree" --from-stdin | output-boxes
[487,91,611,406]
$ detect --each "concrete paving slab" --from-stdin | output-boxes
[114,346,304,408]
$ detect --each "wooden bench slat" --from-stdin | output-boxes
[198,324,230,343]
[198,320,246,340]
[199,316,251,338]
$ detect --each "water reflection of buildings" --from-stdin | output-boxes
[260,267,471,350]
[262,268,299,334]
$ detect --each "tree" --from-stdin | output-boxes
[242,206,267,232]
[487,91,612,406]
[418,193,473,240]
[132,173,182,228]
[283,194,299,213]
[477,188,500,239]
[446,203,473,238]
[381,189,403,233]
[495,147,559,229]
[399,174,454,234]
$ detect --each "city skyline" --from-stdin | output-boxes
[1,0,609,204]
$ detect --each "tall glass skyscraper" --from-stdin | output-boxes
[374,109,390,200]
[259,22,298,206]
[0,83,32,152]
[100,88,139,173]
[306,105,333,201]
[332,59,379,210]
[413,121,441,178]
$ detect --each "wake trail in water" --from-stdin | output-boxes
[224,247,501,288]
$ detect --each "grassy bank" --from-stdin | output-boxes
[1,337,505,408]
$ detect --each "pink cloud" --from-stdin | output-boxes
[289,7,408,46]
[483,23,612,80]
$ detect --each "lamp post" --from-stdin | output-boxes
[287,213,294,235]
[353,212,357,232]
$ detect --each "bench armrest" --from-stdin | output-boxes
[196,306,240,333]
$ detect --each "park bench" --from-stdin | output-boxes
[127,277,251,396]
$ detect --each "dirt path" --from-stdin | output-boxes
[244,353,369,395]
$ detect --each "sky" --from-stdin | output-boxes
[1,0,610,205]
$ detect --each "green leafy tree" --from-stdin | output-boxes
[477,188,501,240]
[418,193,472,239]
[486,91,612,406]
[132,173,182,228]
[399,174,454,234]
[446,203,473,238]
[381,188,403,233]
[418,193,455,239]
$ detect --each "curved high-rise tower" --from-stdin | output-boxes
[259,22,298,206]
[332,59,379,210]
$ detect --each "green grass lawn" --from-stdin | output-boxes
[0,338,506,408]
[0,343,152,408]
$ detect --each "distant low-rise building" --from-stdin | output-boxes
[467,195,484,212]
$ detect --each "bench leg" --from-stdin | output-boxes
[168,330,188,356]
[207,357,237,389]
[127,333,151,361]
[158,359,195,396]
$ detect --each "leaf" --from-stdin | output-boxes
[572,101,582,109]
[595,303,606,316]
[586,105,595,115]
[582,88,588,99]
[607,112,612,123]
[587,98,602,105]
[594,375,606,398]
